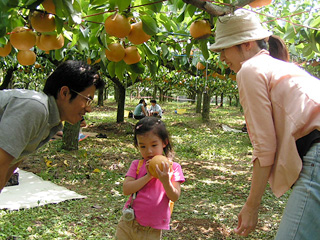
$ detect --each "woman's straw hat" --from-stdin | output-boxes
[209,9,272,52]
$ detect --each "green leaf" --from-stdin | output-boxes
[54,48,64,61]
[141,15,158,36]
[107,61,115,77]
[130,72,138,82]
[128,61,145,74]
[55,16,64,34]
[158,14,172,32]
[310,30,320,53]
[141,43,157,60]
[200,39,209,60]
[2,0,19,8]
[25,0,43,9]
[147,60,157,75]
[186,4,197,17]
[176,4,187,23]
[186,41,194,58]
[142,0,162,12]
[310,16,320,28]
[91,0,109,5]
[160,44,169,58]
[108,0,117,10]
[0,38,6,45]
[115,61,126,81]
[117,0,131,12]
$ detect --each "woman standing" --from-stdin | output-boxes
[210,9,320,239]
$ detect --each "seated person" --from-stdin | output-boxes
[133,99,147,119]
[149,99,162,118]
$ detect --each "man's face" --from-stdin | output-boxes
[59,85,96,124]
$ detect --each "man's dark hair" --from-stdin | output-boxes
[150,99,156,104]
[43,60,104,100]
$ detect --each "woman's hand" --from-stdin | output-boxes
[234,202,259,236]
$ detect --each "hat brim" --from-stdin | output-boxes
[209,31,272,52]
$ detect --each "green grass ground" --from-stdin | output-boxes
[0,100,289,239]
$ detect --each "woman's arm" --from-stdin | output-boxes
[234,159,272,236]
[141,105,147,116]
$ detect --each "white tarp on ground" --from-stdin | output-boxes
[221,124,243,133]
[0,170,86,210]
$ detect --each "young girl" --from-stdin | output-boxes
[210,9,320,239]
[115,117,185,239]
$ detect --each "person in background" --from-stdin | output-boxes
[209,9,320,239]
[0,60,105,191]
[133,99,148,120]
[115,117,185,239]
[149,99,162,118]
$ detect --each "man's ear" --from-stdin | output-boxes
[58,86,70,100]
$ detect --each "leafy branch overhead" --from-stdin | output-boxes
[0,0,319,107]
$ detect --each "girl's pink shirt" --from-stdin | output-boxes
[237,50,320,197]
[124,159,185,230]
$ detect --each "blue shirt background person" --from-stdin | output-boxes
[149,99,162,118]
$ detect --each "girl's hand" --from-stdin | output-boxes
[145,159,154,179]
[156,162,171,184]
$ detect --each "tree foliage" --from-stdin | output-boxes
[0,0,319,122]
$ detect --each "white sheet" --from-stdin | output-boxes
[0,170,86,210]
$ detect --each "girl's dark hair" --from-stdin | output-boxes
[134,117,173,158]
[256,35,290,62]
[43,60,105,99]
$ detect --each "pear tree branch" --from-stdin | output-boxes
[182,0,256,16]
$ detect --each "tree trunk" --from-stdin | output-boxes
[159,88,164,102]
[152,85,157,99]
[97,87,104,106]
[104,86,108,100]
[114,84,119,102]
[220,92,224,107]
[136,87,141,98]
[196,89,202,113]
[116,84,126,123]
[62,122,80,151]
[202,91,210,122]
[0,66,17,90]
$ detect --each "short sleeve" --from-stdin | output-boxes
[172,162,185,183]
[0,98,48,159]
[125,160,140,179]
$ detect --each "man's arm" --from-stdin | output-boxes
[0,148,18,191]
[234,159,272,236]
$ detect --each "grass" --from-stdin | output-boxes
[0,100,289,239]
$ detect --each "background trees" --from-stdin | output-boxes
[0,0,319,123]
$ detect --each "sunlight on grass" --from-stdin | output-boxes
[0,101,288,240]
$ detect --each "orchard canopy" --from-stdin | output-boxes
[0,0,319,121]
